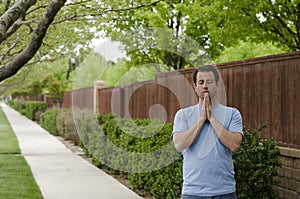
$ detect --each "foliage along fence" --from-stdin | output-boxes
[63,51,300,149]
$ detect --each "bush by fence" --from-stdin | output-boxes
[233,123,281,199]
[24,101,48,121]
[40,108,79,144]
[40,109,60,135]
[80,113,281,198]
[8,101,281,198]
[56,109,80,145]
[8,100,47,121]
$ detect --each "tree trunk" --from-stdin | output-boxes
[0,0,67,82]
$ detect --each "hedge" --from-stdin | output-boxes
[13,101,48,121]
[78,114,281,199]
[40,108,80,144]
[25,101,47,121]
[56,109,80,144]
[26,107,282,198]
[233,123,281,198]
[40,109,60,135]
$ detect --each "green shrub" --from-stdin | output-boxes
[233,123,281,199]
[82,114,281,199]
[24,101,47,121]
[40,109,60,135]
[87,114,182,198]
[17,101,48,122]
[40,108,81,144]
[17,101,27,116]
[56,109,80,144]
[13,99,24,112]
[7,99,16,109]
[128,158,183,199]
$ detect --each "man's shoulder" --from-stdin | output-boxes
[175,104,199,117]
[180,104,199,113]
[217,104,242,120]
[218,104,240,112]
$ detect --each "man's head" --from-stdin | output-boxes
[193,65,220,101]
[193,65,219,85]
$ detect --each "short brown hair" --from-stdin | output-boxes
[193,65,220,84]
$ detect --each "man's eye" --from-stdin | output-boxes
[207,80,214,84]
[198,80,204,85]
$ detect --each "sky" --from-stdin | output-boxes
[93,39,125,62]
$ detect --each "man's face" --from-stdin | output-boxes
[194,71,218,100]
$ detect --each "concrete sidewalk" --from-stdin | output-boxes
[1,103,142,199]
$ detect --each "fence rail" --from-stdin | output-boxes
[92,51,300,149]
[25,51,300,149]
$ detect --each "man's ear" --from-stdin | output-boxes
[193,83,197,91]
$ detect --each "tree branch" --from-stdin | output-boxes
[267,0,296,37]
[103,0,161,13]
[0,37,19,63]
[0,0,37,44]
[52,0,161,24]
[0,0,67,82]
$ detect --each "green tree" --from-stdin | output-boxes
[0,0,159,82]
[99,0,297,70]
[27,80,44,96]
[208,0,299,52]
[0,0,68,82]
[69,52,157,89]
[100,0,214,71]
[215,41,286,63]
[69,53,108,90]
[2,58,68,96]
[43,72,67,100]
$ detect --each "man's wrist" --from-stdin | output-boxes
[210,117,216,123]
[199,117,206,123]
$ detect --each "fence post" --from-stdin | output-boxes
[120,86,125,118]
[94,80,106,114]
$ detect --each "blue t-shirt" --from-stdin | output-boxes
[172,104,243,196]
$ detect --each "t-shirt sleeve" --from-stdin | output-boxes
[171,109,188,137]
[228,108,243,136]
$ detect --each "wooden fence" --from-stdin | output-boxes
[25,51,299,149]
[64,86,94,111]
[217,52,299,148]
[85,51,299,149]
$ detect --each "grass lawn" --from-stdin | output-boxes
[0,106,43,199]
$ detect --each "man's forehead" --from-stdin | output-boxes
[196,71,214,79]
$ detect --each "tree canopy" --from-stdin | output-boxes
[1,0,298,86]
[99,0,297,70]
[0,0,158,82]
[221,0,300,51]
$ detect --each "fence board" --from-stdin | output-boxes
[70,86,94,111]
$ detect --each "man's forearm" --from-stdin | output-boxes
[173,117,206,152]
[210,117,242,152]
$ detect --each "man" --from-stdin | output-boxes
[172,65,243,199]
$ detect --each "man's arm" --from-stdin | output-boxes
[204,93,243,152]
[209,118,243,152]
[172,117,206,153]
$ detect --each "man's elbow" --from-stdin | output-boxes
[230,143,241,152]
[173,134,184,153]
[230,133,243,152]
[174,143,184,153]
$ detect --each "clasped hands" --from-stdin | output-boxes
[201,92,214,122]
